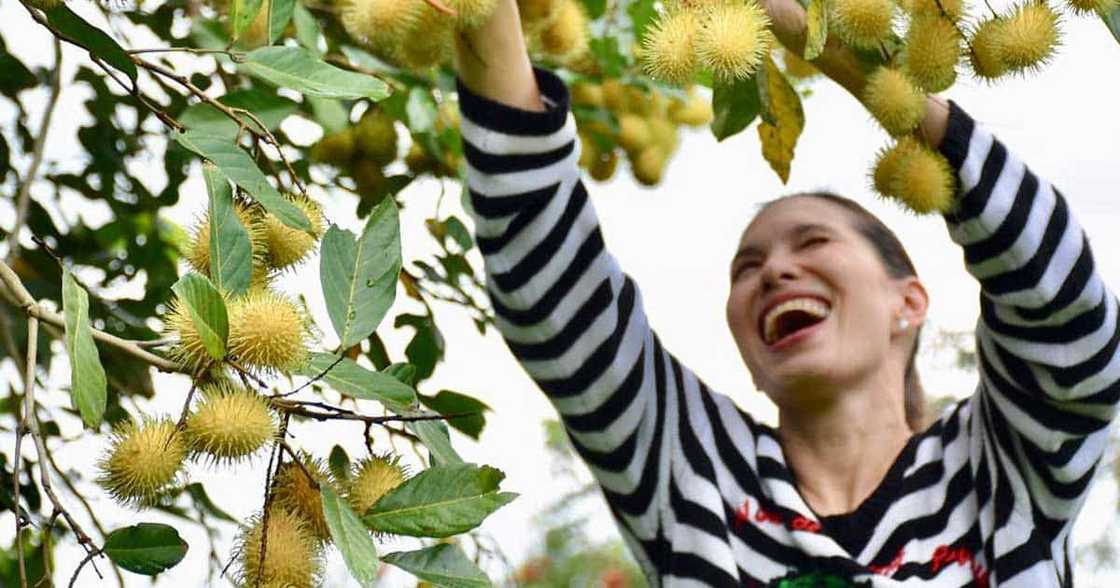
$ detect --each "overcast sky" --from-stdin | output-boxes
[2,0,1120,585]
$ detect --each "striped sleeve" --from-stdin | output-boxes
[939,101,1120,545]
[456,69,735,582]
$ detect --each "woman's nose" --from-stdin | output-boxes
[759,256,800,292]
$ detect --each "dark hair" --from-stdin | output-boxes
[757,192,926,431]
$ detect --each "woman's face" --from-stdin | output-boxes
[725,196,918,409]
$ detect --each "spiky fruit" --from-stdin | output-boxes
[617,114,653,153]
[348,454,408,515]
[641,10,700,86]
[273,459,333,540]
[871,137,922,197]
[165,295,224,371]
[185,201,264,279]
[1067,0,1117,13]
[227,288,310,373]
[600,79,627,111]
[339,0,423,51]
[262,195,325,271]
[447,0,499,27]
[578,132,599,169]
[648,118,680,153]
[184,382,275,463]
[831,0,895,49]
[398,6,455,70]
[98,418,187,507]
[904,15,961,92]
[996,3,1059,72]
[354,109,399,166]
[518,0,563,31]
[571,82,604,107]
[695,2,770,81]
[632,147,667,186]
[904,0,965,21]
[237,508,322,588]
[781,49,820,79]
[539,0,589,61]
[863,68,926,136]
[969,19,1009,80]
[879,140,956,214]
[590,149,620,181]
[309,131,357,167]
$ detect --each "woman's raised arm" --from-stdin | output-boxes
[454,0,544,111]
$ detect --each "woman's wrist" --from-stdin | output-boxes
[454,0,545,112]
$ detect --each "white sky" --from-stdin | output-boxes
[2,0,1120,586]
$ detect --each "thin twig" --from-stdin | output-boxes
[226,358,270,390]
[256,415,289,588]
[278,442,319,489]
[6,38,62,265]
[276,354,345,398]
[127,47,241,57]
[272,398,473,426]
[12,317,38,587]
[67,547,104,588]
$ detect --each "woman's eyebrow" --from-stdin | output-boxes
[732,223,835,264]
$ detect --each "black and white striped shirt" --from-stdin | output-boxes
[457,68,1119,587]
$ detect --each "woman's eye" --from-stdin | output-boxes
[733,261,759,279]
[802,236,828,248]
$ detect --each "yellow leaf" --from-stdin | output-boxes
[756,53,805,183]
[805,0,829,61]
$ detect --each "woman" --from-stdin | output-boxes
[452,0,1120,585]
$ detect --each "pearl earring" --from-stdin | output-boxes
[898,318,910,330]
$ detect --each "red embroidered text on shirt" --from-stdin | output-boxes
[931,545,990,588]
[733,498,822,534]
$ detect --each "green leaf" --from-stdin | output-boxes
[1104,6,1120,45]
[230,0,265,41]
[175,131,310,231]
[626,0,658,40]
[45,6,137,83]
[710,76,761,141]
[406,88,438,133]
[580,0,607,20]
[329,445,351,483]
[170,273,228,361]
[61,270,107,428]
[362,464,516,537]
[804,0,828,61]
[179,90,299,139]
[443,216,473,251]
[241,47,390,100]
[383,544,491,588]
[203,164,253,295]
[292,2,322,56]
[296,352,416,408]
[184,483,237,523]
[418,391,489,440]
[755,54,805,183]
[320,198,401,349]
[103,523,188,576]
[308,97,351,134]
[407,420,463,466]
[267,0,297,43]
[321,486,379,586]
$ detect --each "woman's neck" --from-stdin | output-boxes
[776,381,913,518]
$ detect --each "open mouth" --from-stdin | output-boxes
[759,297,831,347]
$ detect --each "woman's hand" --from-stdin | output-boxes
[454,0,545,112]
[758,0,949,147]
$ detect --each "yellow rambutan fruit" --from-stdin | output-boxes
[831,0,896,49]
[347,454,408,515]
[339,0,423,52]
[871,136,922,198]
[354,108,399,167]
[571,82,605,107]
[237,508,322,588]
[404,144,436,175]
[184,382,275,463]
[617,114,653,153]
[995,2,1059,72]
[903,15,961,92]
[648,118,680,153]
[98,418,187,507]
[273,458,333,540]
[601,79,628,112]
[185,200,265,279]
[164,295,224,371]
[1067,0,1117,13]
[632,147,667,186]
[882,140,956,214]
[695,2,771,82]
[539,0,589,61]
[903,0,965,21]
[262,195,325,271]
[446,0,499,27]
[397,6,455,70]
[518,0,563,31]
[968,18,1010,80]
[227,288,310,373]
[668,88,713,126]
[640,10,700,86]
[590,149,620,181]
[781,49,820,79]
[309,130,357,167]
[578,132,599,169]
[863,67,926,136]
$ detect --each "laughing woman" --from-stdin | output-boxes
[451,0,1120,585]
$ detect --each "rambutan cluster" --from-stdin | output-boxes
[640,0,771,85]
[571,79,712,186]
[872,136,957,214]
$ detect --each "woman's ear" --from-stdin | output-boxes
[895,276,929,332]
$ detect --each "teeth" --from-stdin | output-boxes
[763,298,830,345]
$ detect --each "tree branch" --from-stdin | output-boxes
[6,37,62,265]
